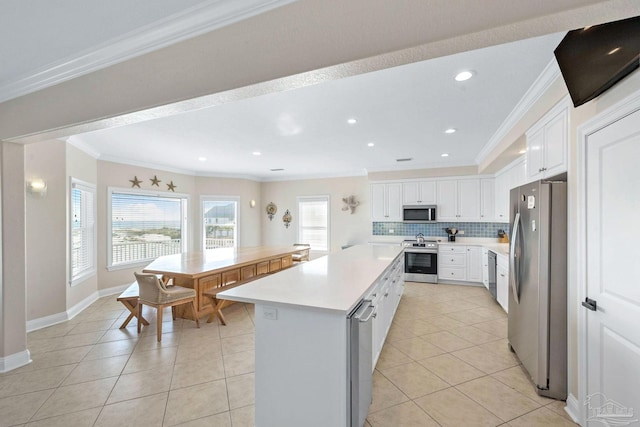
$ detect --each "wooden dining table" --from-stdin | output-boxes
[142,246,300,321]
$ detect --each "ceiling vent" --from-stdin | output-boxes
[270,168,285,171]
[396,158,413,162]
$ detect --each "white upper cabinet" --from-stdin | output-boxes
[526,98,569,181]
[402,181,436,205]
[480,178,495,222]
[435,180,458,221]
[437,179,481,221]
[495,156,526,222]
[371,182,402,222]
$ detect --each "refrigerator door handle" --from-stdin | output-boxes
[509,212,521,304]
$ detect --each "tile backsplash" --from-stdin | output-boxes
[372,222,509,238]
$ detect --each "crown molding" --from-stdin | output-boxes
[66,136,101,159]
[0,0,296,103]
[475,58,561,165]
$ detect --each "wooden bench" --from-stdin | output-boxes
[203,280,250,325]
[116,282,150,329]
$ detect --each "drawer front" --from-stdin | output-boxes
[241,265,256,281]
[439,244,466,254]
[257,261,270,276]
[439,267,466,280]
[440,253,466,266]
[281,255,292,268]
[222,269,240,285]
[269,258,282,272]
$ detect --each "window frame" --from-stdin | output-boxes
[107,187,189,271]
[200,195,241,251]
[69,178,97,286]
[296,195,331,253]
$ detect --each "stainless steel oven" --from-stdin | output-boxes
[403,239,438,283]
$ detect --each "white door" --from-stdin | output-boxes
[584,107,640,424]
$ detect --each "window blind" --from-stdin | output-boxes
[298,197,329,251]
[71,180,96,283]
[110,191,186,267]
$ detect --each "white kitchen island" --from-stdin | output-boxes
[217,244,404,427]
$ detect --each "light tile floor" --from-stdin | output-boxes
[0,282,577,427]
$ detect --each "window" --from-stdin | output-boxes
[70,179,96,285]
[109,189,188,269]
[297,196,330,252]
[202,197,238,250]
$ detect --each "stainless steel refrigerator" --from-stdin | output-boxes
[508,180,567,400]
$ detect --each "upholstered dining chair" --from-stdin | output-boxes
[134,272,200,342]
[292,243,311,263]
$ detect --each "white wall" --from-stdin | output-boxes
[260,176,370,253]
[194,176,262,249]
[25,140,67,320]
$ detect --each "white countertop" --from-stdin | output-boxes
[218,244,403,314]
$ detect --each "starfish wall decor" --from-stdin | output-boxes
[129,176,142,188]
[150,175,161,186]
[167,181,177,192]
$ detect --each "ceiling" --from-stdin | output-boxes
[68,32,563,180]
[4,1,594,180]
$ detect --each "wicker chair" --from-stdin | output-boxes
[134,272,200,342]
[292,243,311,263]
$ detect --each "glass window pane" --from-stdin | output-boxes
[110,192,186,266]
[203,199,237,249]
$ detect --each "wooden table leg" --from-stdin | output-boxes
[118,298,149,329]
[206,296,228,325]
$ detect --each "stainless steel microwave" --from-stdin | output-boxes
[402,205,437,222]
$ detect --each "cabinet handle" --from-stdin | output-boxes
[384,292,389,297]
[500,274,505,277]
[372,293,377,297]
[451,258,454,261]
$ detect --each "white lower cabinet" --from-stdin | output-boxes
[370,255,404,367]
[497,254,509,312]
[466,246,483,283]
[482,248,489,290]
[438,244,483,284]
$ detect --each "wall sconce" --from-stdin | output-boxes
[27,179,47,197]
[250,199,256,208]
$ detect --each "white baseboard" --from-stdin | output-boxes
[565,393,581,425]
[0,349,31,373]
[26,311,69,332]
[26,282,135,332]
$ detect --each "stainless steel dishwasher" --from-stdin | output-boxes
[348,299,375,427]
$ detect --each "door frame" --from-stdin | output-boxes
[574,89,640,425]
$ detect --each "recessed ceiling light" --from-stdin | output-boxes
[347,118,357,124]
[444,128,457,134]
[441,153,449,157]
[455,70,474,81]
[367,142,375,147]
[252,151,261,156]
[198,156,207,161]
